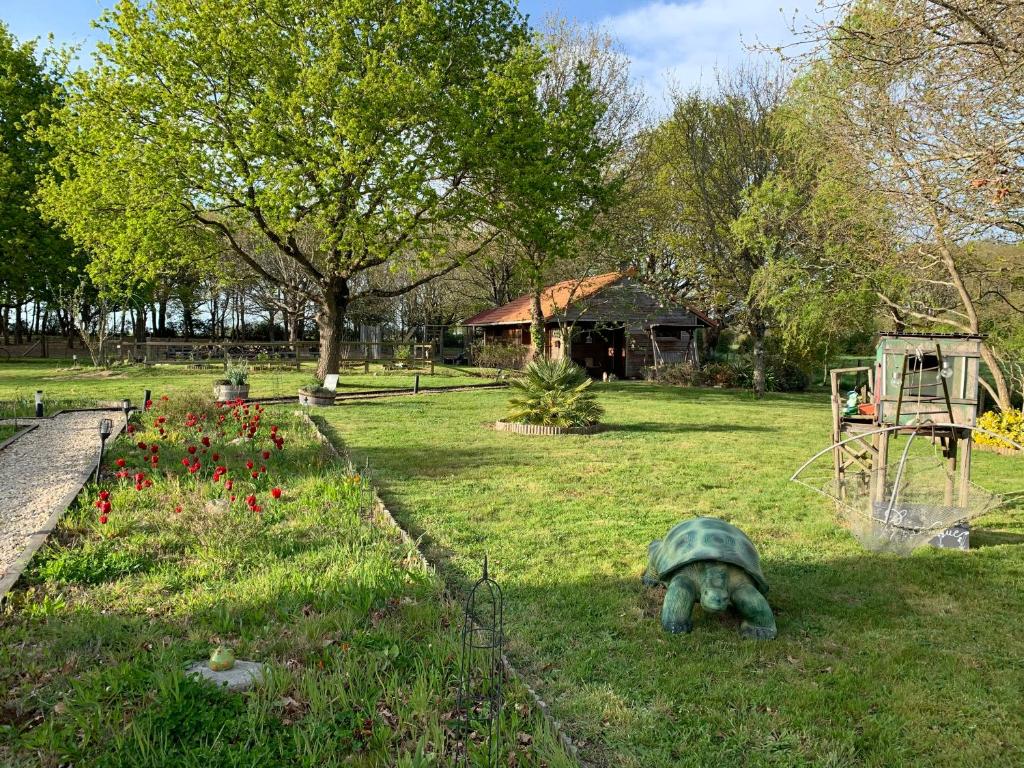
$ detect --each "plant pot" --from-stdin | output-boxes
[214,383,250,401]
[299,389,336,407]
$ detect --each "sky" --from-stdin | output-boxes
[2,0,835,112]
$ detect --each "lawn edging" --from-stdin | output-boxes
[303,411,591,768]
[494,420,603,436]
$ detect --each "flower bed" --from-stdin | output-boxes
[0,392,567,766]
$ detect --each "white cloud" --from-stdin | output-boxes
[598,0,835,113]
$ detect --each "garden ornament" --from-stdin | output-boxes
[643,517,776,640]
[209,646,236,671]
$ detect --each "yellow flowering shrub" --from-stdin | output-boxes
[976,409,1024,451]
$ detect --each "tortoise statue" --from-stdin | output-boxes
[643,517,776,640]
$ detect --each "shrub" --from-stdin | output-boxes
[651,358,809,392]
[300,377,335,397]
[976,409,1024,451]
[469,340,529,371]
[506,358,603,427]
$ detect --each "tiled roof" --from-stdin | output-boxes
[464,271,626,326]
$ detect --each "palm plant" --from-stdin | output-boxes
[506,358,603,427]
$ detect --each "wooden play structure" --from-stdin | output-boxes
[829,332,984,548]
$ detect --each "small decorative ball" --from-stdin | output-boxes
[209,646,236,671]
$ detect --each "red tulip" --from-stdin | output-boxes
[99,514,108,524]
[245,460,254,469]
[151,444,159,453]
[201,436,211,447]
[261,450,270,460]
[137,441,147,450]
[115,458,126,468]
[225,479,233,491]
[174,505,182,514]
[134,482,143,491]
[251,471,259,479]
[101,500,112,513]
[187,445,197,455]
[151,456,159,466]
[270,487,282,499]
[181,457,191,467]
[145,399,153,410]
[99,490,110,501]
[212,452,220,462]
[127,424,135,434]
[245,494,256,507]
[252,505,262,513]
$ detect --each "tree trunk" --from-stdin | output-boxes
[702,323,722,361]
[157,299,167,336]
[14,302,22,345]
[979,343,1013,412]
[183,305,193,340]
[134,305,146,343]
[316,277,349,379]
[529,288,545,360]
[288,303,302,342]
[750,316,767,399]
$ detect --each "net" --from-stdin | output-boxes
[792,425,1018,554]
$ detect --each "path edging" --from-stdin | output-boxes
[300,411,590,768]
[0,411,124,600]
[0,423,38,454]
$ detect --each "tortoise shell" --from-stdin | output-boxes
[649,517,769,594]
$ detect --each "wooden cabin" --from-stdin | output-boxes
[464,271,715,378]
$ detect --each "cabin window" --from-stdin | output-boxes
[521,327,531,345]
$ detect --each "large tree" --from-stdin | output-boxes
[640,68,789,396]
[790,0,1024,409]
[0,24,79,344]
[40,0,546,377]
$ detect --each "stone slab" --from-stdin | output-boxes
[185,659,266,692]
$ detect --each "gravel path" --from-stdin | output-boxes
[0,409,123,597]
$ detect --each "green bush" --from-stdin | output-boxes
[506,358,603,427]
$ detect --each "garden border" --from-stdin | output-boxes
[301,411,591,768]
[494,420,603,436]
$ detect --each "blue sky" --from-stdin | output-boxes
[3,0,834,111]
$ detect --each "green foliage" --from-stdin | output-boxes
[654,357,810,392]
[0,24,81,307]
[506,358,603,426]
[223,362,249,387]
[34,540,152,585]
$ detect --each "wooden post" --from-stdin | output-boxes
[871,430,889,505]
[944,435,957,508]
[958,433,972,508]
[830,370,845,498]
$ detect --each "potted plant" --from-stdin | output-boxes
[298,377,336,407]
[496,358,604,435]
[213,362,250,401]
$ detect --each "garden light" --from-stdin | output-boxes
[122,398,132,430]
[35,390,43,418]
[414,374,420,394]
[95,417,113,483]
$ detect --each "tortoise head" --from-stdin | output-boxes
[699,564,730,614]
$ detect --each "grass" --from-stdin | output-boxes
[318,383,1024,768]
[0,424,19,442]
[0,359,492,414]
[0,395,572,767]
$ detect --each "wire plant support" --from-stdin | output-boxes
[456,555,505,768]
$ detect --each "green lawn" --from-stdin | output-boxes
[0,398,571,767]
[318,384,1024,768]
[0,359,490,414]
